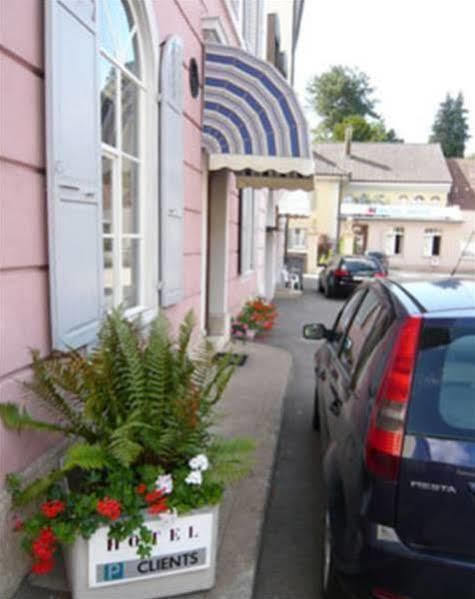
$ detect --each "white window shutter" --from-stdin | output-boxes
[45,0,103,350]
[160,36,185,307]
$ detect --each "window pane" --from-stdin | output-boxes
[122,238,140,309]
[100,58,116,146]
[122,31,140,77]
[102,156,113,234]
[122,159,139,234]
[99,0,116,57]
[103,238,114,310]
[122,75,139,156]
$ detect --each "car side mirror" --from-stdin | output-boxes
[302,323,329,340]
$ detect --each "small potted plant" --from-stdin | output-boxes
[234,298,278,339]
[0,311,253,599]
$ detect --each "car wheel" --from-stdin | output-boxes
[318,279,324,293]
[322,509,339,598]
[324,278,333,298]
[312,387,320,431]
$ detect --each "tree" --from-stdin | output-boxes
[333,115,403,142]
[429,92,470,157]
[307,66,379,131]
[307,65,401,142]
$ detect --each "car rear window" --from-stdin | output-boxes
[343,259,376,272]
[406,319,475,441]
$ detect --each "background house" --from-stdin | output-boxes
[0,1,310,596]
[306,138,474,273]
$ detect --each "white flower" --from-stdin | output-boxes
[185,470,203,486]
[188,454,209,472]
[155,473,173,495]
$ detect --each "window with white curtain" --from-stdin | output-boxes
[100,0,144,311]
[423,229,442,257]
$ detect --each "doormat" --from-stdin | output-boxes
[214,352,248,366]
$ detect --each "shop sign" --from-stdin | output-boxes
[88,512,214,587]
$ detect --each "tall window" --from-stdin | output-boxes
[423,229,442,257]
[100,0,143,310]
[385,227,404,256]
[238,189,255,275]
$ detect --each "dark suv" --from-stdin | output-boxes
[318,255,385,298]
[303,278,475,599]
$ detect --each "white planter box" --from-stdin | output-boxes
[63,505,219,599]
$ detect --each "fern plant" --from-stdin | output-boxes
[0,309,254,575]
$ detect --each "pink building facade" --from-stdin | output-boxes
[0,2,311,595]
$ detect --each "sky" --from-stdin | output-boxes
[293,0,475,155]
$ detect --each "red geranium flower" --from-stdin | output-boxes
[144,489,165,504]
[41,499,66,519]
[96,497,122,521]
[136,483,147,495]
[37,527,56,546]
[31,558,54,575]
[32,539,54,561]
[148,498,168,515]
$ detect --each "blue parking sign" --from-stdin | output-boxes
[103,562,124,581]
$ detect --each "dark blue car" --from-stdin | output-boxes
[303,278,475,599]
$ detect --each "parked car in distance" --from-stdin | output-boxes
[318,255,386,298]
[303,278,475,599]
[365,250,389,273]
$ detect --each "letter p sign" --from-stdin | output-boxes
[104,562,124,581]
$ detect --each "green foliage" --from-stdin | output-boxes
[333,114,403,143]
[207,438,255,486]
[307,65,379,130]
[429,92,470,157]
[307,65,401,143]
[2,309,254,571]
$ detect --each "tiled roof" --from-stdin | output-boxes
[447,159,475,211]
[313,143,452,184]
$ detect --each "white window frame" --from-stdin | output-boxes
[423,228,442,257]
[385,227,404,256]
[99,0,158,319]
[202,16,230,44]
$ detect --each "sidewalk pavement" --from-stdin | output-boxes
[13,341,292,599]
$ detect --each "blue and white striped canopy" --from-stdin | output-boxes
[203,44,314,191]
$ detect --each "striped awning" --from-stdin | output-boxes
[203,44,314,191]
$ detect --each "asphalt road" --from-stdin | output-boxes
[252,289,344,599]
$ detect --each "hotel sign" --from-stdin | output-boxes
[88,512,214,587]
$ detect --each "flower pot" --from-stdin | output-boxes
[246,329,257,340]
[63,505,219,599]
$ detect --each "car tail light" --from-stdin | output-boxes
[334,268,348,278]
[374,272,386,278]
[372,588,410,599]
[365,316,422,481]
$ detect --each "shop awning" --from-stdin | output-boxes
[203,44,314,191]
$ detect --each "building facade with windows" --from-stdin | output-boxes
[0,1,311,595]
[309,141,474,272]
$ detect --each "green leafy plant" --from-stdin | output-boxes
[0,310,254,575]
